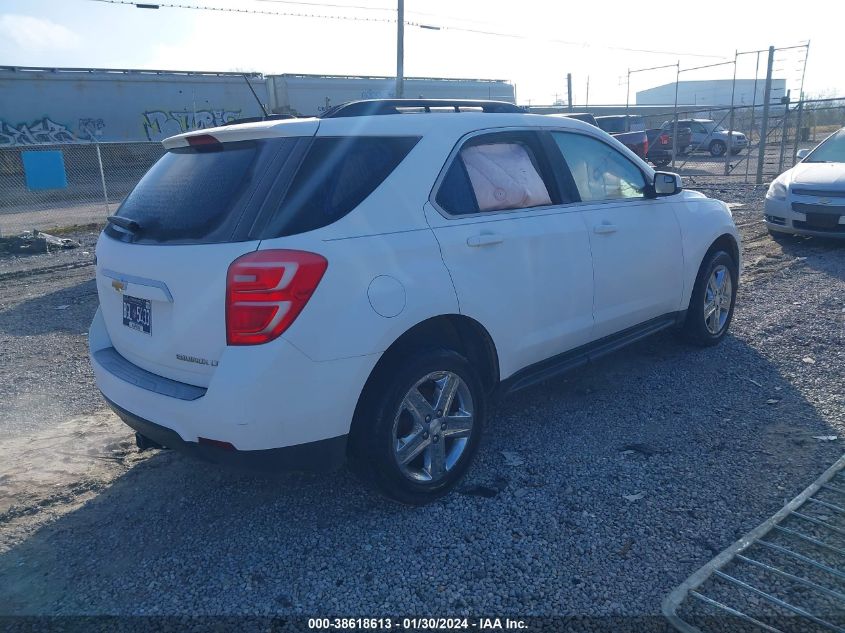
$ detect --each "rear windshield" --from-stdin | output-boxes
[107,135,419,244]
[597,117,643,134]
[597,118,625,134]
[107,138,298,244]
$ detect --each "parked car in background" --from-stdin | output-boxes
[663,119,747,157]
[765,126,845,238]
[645,127,692,167]
[551,112,599,127]
[90,99,741,505]
[595,115,649,160]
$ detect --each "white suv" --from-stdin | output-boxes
[90,99,741,504]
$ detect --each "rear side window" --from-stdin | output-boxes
[435,131,562,215]
[107,138,299,244]
[264,136,419,237]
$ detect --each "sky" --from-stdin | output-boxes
[0,0,842,105]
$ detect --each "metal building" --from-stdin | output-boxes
[636,79,787,107]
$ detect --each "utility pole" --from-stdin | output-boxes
[724,51,738,176]
[567,73,573,111]
[625,68,631,116]
[755,46,775,185]
[791,41,810,166]
[395,0,404,98]
[671,61,680,170]
[585,76,590,109]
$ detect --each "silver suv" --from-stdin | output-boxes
[663,119,748,157]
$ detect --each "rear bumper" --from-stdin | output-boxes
[105,396,347,471]
[89,307,378,458]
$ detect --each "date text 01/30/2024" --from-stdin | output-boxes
[307,617,528,630]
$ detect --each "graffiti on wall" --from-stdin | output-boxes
[142,109,242,141]
[0,118,81,146]
[0,117,109,146]
[78,117,106,139]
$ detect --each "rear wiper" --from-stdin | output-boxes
[107,215,142,233]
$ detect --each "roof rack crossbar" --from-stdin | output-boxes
[319,99,524,118]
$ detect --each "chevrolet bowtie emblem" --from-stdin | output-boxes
[112,279,127,293]
[818,197,831,205]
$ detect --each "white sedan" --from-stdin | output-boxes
[765,127,845,238]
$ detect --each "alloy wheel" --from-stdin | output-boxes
[704,264,732,335]
[392,371,474,483]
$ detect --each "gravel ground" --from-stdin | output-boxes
[0,226,100,436]
[0,189,843,631]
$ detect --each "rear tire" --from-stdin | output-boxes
[682,250,738,346]
[135,431,163,451]
[350,348,486,505]
[709,140,727,157]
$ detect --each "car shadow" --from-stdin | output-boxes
[0,279,98,336]
[0,330,840,621]
[772,233,845,281]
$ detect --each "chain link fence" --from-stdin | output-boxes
[0,142,165,235]
[630,96,845,185]
[0,96,843,235]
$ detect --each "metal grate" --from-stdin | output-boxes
[664,455,845,633]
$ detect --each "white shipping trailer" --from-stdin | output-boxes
[267,74,517,116]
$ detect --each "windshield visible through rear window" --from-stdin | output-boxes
[805,129,845,163]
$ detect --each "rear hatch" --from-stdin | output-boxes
[95,120,318,387]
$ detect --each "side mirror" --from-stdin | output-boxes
[796,148,810,160]
[652,171,682,197]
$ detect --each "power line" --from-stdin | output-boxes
[255,0,507,28]
[85,0,398,24]
[82,0,727,59]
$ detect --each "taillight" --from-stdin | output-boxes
[187,134,220,146]
[660,133,670,145]
[226,249,328,346]
[642,138,649,158]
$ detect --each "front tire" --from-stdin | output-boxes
[351,348,486,505]
[682,250,738,346]
[709,140,727,157]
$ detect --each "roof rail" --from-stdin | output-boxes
[320,99,524,118]
[220,114,296,126]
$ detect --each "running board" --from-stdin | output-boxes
[500,312,682,396]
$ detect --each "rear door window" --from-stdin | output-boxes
[107,138,303,244]
[435,131,565,216]
[262,136,420,237]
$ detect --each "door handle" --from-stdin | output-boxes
[593,223,618,235]
[466,233,504,247]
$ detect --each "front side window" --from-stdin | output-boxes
[552,132,646,202]
[436,132,559,215]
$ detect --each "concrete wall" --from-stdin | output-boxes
[0,67,269,145]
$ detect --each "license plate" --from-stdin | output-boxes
[122,295,151,335]
[806,213,840,229]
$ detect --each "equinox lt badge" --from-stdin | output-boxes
[176,354,219,367]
